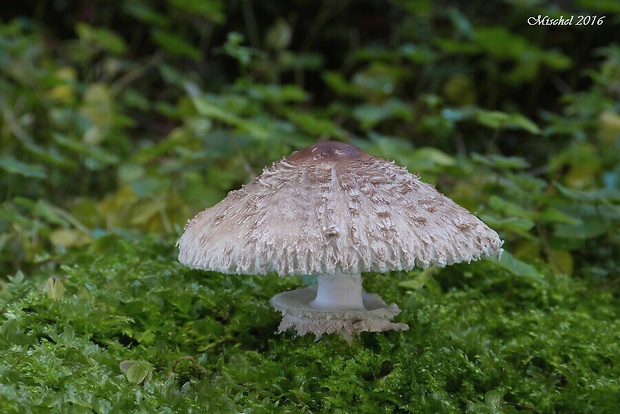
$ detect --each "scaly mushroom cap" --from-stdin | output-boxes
[178,141,503,275]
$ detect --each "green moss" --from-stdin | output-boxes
[0,236,618,412]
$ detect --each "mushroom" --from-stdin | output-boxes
[177,141,503,340]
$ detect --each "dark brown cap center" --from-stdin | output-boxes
[286,141,367,163]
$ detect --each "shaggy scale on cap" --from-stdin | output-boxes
[178,141,503,275]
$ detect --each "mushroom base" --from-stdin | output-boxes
[270,286,409,341]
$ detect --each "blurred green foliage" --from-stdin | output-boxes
[1,0,619,412]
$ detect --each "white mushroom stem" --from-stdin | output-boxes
[310,271,366,311]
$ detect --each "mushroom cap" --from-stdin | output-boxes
[178,141,503,276]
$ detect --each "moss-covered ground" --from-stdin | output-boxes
[1,235,618,413]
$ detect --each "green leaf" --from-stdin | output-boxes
[506,113,541,134]
[52,133,120,168]
[501,217,537,236]
[282,109,346,138]
[322,71,361,96]
[399,43,437,64]
[168,0,225,23]
[278,51,324,71]
[548,249,574,276]
[43,276,65,300]
[485,390,502,408]
[120,360,153,384]
[75,22,126,54]
[537,208,582,225]
[554,183,620,203]
[488,195,533,219]
[488,251,547,286]
[130,200,166,225]
[474,26,530,59]
[23,141,76,169]
[0,156,46,178]
[13,196,36,211]
[187,93,226,118]
[543,50,573,70]
[49,228,90,247]
[265,18,292,51]
[81,83,115,133]
[189,94,269,139]
[34,200,70,226]
[152,30,202,60]
[553,218,607,240]
[353,99,411,130]
[123,3,169,26]
[351,62,408,98]
[471,153,530,170]
[398,147,457,174]
[482,214,536,239]
[399,266,436,290]
[1,318,32,346]
[474,109,540,134]
[244,84,308,103]
[217,31,266,67]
